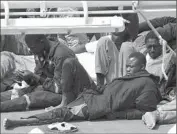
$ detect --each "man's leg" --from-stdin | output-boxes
[29,91,62,109]
[0,85,36,102]
[1,90,62,112]
[158,99,176,111]
[4,97,89,129]
[3,107,74,129]
[57,58,76,108]
[142,110,176,129]
[0,90,12,102]
[1,96,27,112]
[142,100,176,129]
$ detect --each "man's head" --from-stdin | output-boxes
[25,34,48,55]
[145,31,162,59]
[126,52,146,76]
[112,6,139,48]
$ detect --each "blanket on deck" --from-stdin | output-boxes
[81,70,162,120]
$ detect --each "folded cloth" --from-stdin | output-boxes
[48,122,78,133]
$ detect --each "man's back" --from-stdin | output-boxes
[49,41,75,61]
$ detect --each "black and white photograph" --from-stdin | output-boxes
[0,1,176,133]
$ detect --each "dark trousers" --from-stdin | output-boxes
[21,96,89,125]
[1,86,62,112]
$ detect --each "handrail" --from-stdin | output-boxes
[81,1,88,24]
[0,8,176,17]
[1,1,9,26]
[40,1,47,17]
[0,1,176,9]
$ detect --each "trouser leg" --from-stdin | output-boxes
[0,86,36,102]
[1,90,62,112]
[5,107,84,129]
[158,111,176,124]
[1,96,27,112]
[23,107,75,124]
[29,91,62,109]
[0,90,11,102]
[158,99,176,111]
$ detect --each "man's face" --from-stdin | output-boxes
[126,57,142,76]
[146,38,162,59]
[112,31,125,48]
[26,39,45,55]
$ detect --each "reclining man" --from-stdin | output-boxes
[1,34,96,112]
[3,52,162,129]
[101,21,177,121]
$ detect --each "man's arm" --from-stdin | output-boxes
[95,37,110,86]
[70,45,87,54]
[156,23,176,42]
[139,16,176,33]
[27,55,46,85]
[96,73,105,87]
[106,109,145,120]
[71,40,98,54]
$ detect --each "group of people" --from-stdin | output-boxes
[0,10,176,132]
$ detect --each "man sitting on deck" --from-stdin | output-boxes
[3,52,162,129]
[72,7,139,87]
[0,34,96,112]
[141,27,176,129]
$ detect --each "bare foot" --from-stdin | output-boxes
[142,111,159,129]
[3,118,15,129]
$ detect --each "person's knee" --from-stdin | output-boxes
[34,85,44,92]
[0,90,11,102]
[29,91,62,108]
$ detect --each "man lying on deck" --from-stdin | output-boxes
[1,34,96,112]
[3,52,162,129]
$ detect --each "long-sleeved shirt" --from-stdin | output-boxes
[30,41,96,98]
[31,41,75,91]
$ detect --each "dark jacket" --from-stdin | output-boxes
[81,70,162,120]
[32,41,96,97]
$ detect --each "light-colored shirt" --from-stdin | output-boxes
[95,35,120,84]
[146,51,175,80]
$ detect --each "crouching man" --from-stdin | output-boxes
[3,52,162,129]
[1,34,96,112]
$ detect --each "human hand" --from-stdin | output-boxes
[16,70,33,81]
[159,38,167,46]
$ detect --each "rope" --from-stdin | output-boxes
[132,2,176,80]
